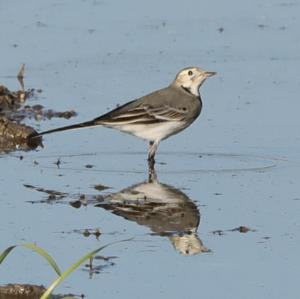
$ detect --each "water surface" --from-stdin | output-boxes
[1,0,300,298]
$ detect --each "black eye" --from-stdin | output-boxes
[188,70,193,76]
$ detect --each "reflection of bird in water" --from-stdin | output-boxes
[23,167,210,255]
[95,169,210,255]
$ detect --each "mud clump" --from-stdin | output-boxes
[0,284,46,298]
[0,85,34,112]
[0,283,79,299]
[0,117,36,139]
[0,76,76,153]
[0,117,42,153]
[0,84,42,153]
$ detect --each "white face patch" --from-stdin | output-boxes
[173,67,213,97]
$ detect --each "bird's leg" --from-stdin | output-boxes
[148,141,158,182]
[148,141,158,170]
[148,163,157,183]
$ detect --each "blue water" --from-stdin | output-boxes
[1,0,300,298]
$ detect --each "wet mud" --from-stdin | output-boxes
[0,284,46,299]
[0,283,78,299]
[0,85,31,112]
[0,66,77,153]
[0,117,41,153]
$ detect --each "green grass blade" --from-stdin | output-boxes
[0,245,17,264]
[41,244,110,299]
[0,243,61,276]
[22,243,62,276]
[41,238,133,299]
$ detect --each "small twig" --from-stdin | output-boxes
[17,64,25,91]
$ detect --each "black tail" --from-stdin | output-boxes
[29,120,99,139]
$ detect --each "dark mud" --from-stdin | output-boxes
[0,85,32,112]
[0,284,46,299]
[0,117,41,153]
[0,70,77,153]
[0,283,79,299]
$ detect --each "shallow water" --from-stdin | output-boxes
[1,0,300,298]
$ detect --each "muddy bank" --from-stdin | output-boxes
[0,67,77,153]
[0,283,78,299]
[0,284,46,299]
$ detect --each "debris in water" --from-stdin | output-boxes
[94,184,110,191]
[211,226,256,235]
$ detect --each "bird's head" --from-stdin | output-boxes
[172,67,216,97]
[169,232,211,256]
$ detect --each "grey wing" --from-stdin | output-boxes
[94,88,189,125]
[95,102,189,126]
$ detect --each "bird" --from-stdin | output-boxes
[29,67,216,166]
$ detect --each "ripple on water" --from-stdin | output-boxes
[32,151,288,174]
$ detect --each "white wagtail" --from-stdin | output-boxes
[30,67,216,165]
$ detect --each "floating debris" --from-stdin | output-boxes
[211,229,225,236]
[257,24,267,29]
[230,226,255,233]
[54,158,61,168]
[211,226,256,235]
[83,254,116,278]
[73,228,102,239]
[24,184,68,201]
[94,184,110,191]
[17,64,25,91]
[85,164,94,168]
[70,200,84,208]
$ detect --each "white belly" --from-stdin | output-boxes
[111,121,187,142]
